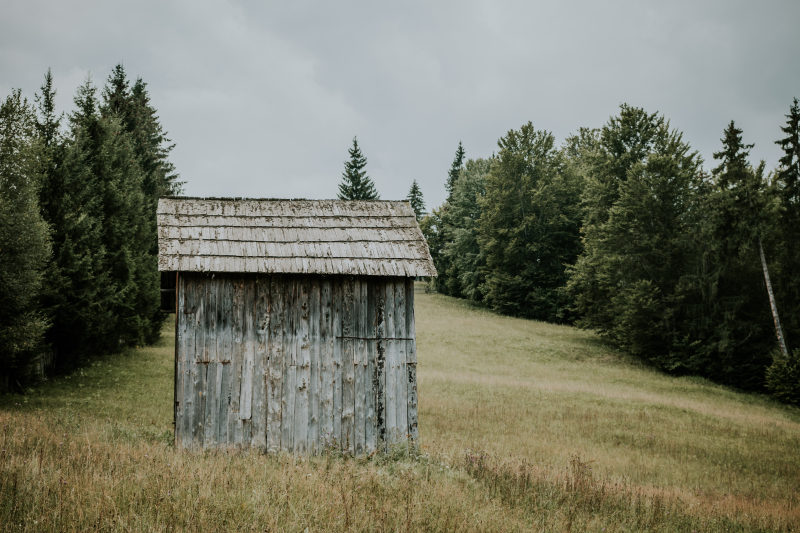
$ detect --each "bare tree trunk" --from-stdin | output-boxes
[759,236,789,356]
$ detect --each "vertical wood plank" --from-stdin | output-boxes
[294,278,311,453]
[341,277,355,454]
[203,280,218,446]
[384,280,397,445]
[217,277,233,445]
[395,278,408,443]
[375,280,387,450]
[308,280,321,453]
[182,275,196,448]
[406,279,419,445]
[229,278,245,446]
[320,279,334,449]
[281,278,296,452]
[173,272,180,443]
[192,279,207,446]
[240,278,255,422]
[267,276,284,452]
[175,274,186,446]
[354,279,367,455]
[252,277,270,450]
[240,278,255,446]
[365,280,377,454]
[332,279,343,450]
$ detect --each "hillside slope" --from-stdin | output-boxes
[1,287,798,531]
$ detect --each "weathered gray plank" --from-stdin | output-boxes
[241,279,255,446]
[252,277,269,450]
[294,279,311,453]
[308,280,321,453]
[240,279,255,423]
[175,274,186,446]
[320,279,334,449]
[228,278,245,446]
[365,280,377,454]
[182,276,195,447]
[395,278,408,442]
[384,280,397,444]
[341,278,355,454]
[267,276,284,452]
[375,280,387,449]
[217,277,233,445]
[406,279,418,445]
[203,281,219,446]
[281,278,296,452]
[332,279,343,450]
[354,279,367,455]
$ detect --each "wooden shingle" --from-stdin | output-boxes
[157,197,437,277]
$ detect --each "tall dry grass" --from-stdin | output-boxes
[1,288,798,531]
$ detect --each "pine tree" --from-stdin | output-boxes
[446,141,465,200]
[338,137,378,200]
[0,90,52,384]
[406,180,425,220]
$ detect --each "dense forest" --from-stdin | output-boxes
[422,103,800,405]
[0,65,181,389]
[2,66,798,405]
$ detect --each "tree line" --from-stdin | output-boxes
[422,103,800,405]
[0,65,181,389]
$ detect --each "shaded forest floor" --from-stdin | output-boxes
[1,287,799,531]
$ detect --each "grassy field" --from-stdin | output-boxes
[1,287,799,532]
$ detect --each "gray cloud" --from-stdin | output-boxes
[1,0,798,208]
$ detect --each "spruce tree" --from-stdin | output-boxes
[100,66,171,343]
[46,77,112,362]
[439,158,492,301]
[406,180,425,220]
[702,121,775,387]
[773,98,800,346]
[338,137,378,200]
[446,141,465,200]
[0,90,52,384]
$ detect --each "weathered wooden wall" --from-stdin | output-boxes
[175,273,418,454]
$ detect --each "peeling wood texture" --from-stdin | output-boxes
[157,198,436,277]
[174,274,419,453]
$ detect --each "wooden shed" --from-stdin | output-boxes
[157,197,436,454]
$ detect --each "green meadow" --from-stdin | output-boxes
[1,288,798,532]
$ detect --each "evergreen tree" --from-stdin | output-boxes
[773,98,800,346]
[100,65,171,343]
[701,121,776,388]
[567,105,707,369]
[766,97,800,404]
[478,122,582,321]
[45,78,112,362]
[0,90,52,385]
[338,137,378,200]
[446,141,465,200]
[406,180,425,220]
[439,158,492,301]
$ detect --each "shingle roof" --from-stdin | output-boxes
[157,197,437,277]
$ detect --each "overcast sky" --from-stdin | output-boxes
[2,0,798,208]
